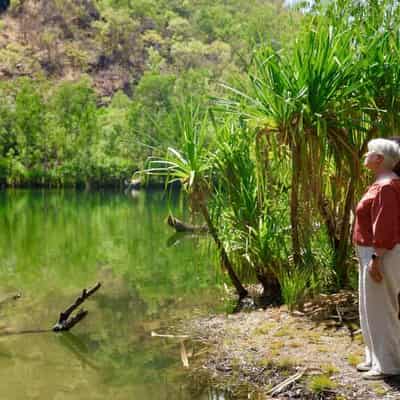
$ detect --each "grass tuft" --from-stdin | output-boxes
[347,353,362,368]
[254,322,276,335]
[321,363,339,376]
[308,374,337,394]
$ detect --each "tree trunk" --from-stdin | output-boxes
[199,203,248,299]
[335,177,355,287]
[257,271,282,305]
[290,142,302,266]
[317,194,339,251]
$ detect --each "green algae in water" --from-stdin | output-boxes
[0,189,227,400]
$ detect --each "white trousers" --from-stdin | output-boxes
[357,245,400,374]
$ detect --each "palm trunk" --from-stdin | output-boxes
[290,141,302,266]
[317,194,339,251]
[199,203,248,299]
[335,177,355,287]
[257,271,282,305]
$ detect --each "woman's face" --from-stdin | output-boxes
[363,151,384,172]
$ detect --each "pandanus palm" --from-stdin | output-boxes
[220,18,365,285]
[209,122,291,301]
[219,0,400,288]
[144,101,248,298]
[325,1,400,272]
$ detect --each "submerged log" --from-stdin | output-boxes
[167,215,208,233]
[53,282,101,332]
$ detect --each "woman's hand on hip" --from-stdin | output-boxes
[368,258,383,283]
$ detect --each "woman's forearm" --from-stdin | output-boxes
[374,247,388,257]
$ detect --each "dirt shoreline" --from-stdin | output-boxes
[186,301,400,399]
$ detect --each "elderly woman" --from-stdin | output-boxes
[353,138,400,380]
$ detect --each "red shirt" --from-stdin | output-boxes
[353,178,400,250]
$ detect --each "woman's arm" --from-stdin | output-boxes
[369,184,400,282]
[371,185,400,250]
[373,248,387,257]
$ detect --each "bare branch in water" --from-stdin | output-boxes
[53,282,101,332]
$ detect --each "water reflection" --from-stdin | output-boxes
[0,189,224,399]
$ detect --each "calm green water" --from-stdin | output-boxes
[0,190,227,400]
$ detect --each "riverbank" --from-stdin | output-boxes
[186,293,400,399]
[0,179,181,191]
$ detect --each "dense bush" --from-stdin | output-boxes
[146,0,400,307]
[0,0,298,187]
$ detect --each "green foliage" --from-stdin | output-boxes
[0,0,298,187]
[135,73,175,110]
[5,0,388,308]
[138,0,400,304]
[278,267,311,310]
[64,43,90,69]
[211,125,289,277]
[347,353,362,367]
[144,100,211,193]
[308,375,337,394]
[167,16,192,39]
[92,8,141,65]
[214,0,400,291]
[0,78,139,187]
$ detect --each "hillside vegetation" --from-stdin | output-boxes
[0,0,298,187]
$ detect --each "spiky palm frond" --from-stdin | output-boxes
[144,100,211,197]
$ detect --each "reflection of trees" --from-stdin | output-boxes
[0,189,220,322]
[57,332,100,370]
[94,289,147,318]
[0,190,222,399]
[93,270,148,323]
[0,189,216,295]
[58,325,186,391]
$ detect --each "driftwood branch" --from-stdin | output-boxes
[57,309,89,331]
[53,282,101,332]
[151,331,190,339]
[0,284,101,337]
[268,368,307,396]
[167,215,208,233]
[180,340,190,368]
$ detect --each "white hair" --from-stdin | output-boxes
[368,138,400,169]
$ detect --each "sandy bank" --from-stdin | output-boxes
[186,298,400,399]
